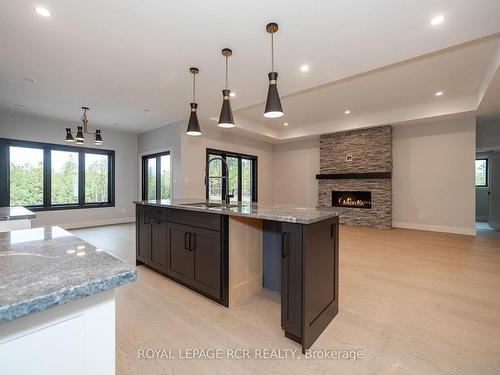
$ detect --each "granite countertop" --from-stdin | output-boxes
[0,226,136,323]
[135,199,339,224]
[0,206,36,221]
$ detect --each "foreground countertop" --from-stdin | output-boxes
[135,199,339,224]
[0,226,136,323]
[0,206,36,221]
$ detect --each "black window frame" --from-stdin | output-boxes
[205,148,258,203]
[0,138,115,211]
[141,151,171,201]
[475,158,488,188]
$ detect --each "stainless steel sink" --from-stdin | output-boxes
[180,202,240,209]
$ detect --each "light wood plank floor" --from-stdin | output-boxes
[71,224,500,375]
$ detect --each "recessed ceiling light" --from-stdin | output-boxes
[344,110,351,115]
[435,91,444,96]
[35,6,52,18]
[283,122,288,126]
[24,77,37,84]
[430,15,444,26]
[300,65,309,72]
[229,92,236,97]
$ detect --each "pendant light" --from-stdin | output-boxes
[65,128,74,142]
[65,107,103,145]
[264,22,284,118]
[186,67,201,136]
[218,48,235,128]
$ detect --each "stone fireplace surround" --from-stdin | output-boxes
[317,126,392,229]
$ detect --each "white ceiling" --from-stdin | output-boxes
[0,0,499,139]
[477,45,500,125]
[237,35,500,140]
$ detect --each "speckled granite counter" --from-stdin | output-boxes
[0,226,136,323]
[0,206,36,221]
[135,199,339,224]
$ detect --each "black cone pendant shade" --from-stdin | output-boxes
[187,102,201,136]
[218,48,235,128]
[94,129,103,145]
[264,71,283,118]
[264,22,284,118]
[186,67,202,136]
[218,89,235,128]
[75,126,84,143]
[65,128,74,142]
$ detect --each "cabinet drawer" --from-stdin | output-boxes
[168,209,221,231]
[147,207,169,222]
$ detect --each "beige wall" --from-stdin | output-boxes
[138,123,276,203]
[138,115,477,235]
[477,120,500,151]
[392,116,476,235]
[137,121,183,199]
[0,109,138,228]
[273,138,319,206]
[181,127,275,203]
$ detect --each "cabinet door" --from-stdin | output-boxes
[281,222,303,341]
[150,220,168,272]
[136,207,151,263]
[302,218,339,352]
[166,222,194,283]
[190,227,221,299]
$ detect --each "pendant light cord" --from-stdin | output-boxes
[271,32,275,72]
[192,72,196,102]
[225,55,229,89]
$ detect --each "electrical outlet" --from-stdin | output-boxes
[346,154,353,162]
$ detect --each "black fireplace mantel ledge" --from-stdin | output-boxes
[316,172,392,180]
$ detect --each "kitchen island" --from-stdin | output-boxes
[135,199,339,353]
[0,206,36,233]
[0,226,136,375]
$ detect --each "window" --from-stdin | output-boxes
[0,138,115,210]
[142,152,171,200]
[51,150,78,205]
[206,148,257,203]
[85,153,109,203]
[9,146,44,206]
[475,158,488,187]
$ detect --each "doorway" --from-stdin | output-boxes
[475,150,500,232]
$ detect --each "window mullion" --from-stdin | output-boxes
[0,140,9,206]
[237,157,242,203]
[156,156,162,200]
[108,154,113,204]
[43,147,51,208]
[252,158,257,202]
[221,154,227,201]
[78,151,85,206]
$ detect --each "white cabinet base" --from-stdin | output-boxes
[0,219,32,233]
[0,290,115,375]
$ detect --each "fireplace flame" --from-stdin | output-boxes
[338,197,370,207]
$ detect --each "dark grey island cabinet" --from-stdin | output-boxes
[136,204,228,305]
[135,202,339,353]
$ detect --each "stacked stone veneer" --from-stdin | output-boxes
[318,126,392,229]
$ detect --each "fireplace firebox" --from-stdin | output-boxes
[332,191,371,209]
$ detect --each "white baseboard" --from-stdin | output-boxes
[392,222,476,236]
[59,217,136,230]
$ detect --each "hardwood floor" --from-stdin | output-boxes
[71,224,500,374]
